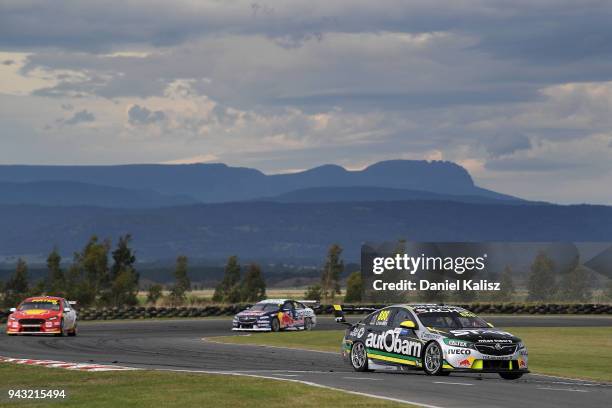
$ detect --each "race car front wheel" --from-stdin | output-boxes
[423,342,444,375]
[499,372,523,380]
[68,323,77,337]
[56,319,66,337]
[271,317,280,332]
[350,341,369,372]
[304,318,313,331]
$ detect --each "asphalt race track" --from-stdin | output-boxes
[2,316,611,408]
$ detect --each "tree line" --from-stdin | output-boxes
[0,235,192,308]
[1,240,609,308]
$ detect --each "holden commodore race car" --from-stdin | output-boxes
[6,296,78,336]
[336,304,528,380]
[232,299,317,332]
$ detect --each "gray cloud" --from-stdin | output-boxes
[1,1,611,204]
[64,110,95,125]
[1,1,611,69]
[483,133,532,157]
[128,104,166,125]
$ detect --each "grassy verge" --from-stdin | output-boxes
[0,363,411,408]
[214,327,612,382]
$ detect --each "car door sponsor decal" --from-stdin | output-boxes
[365,328,422,357]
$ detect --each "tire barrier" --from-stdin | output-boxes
[317,303,612,315]
[0,303,610,323]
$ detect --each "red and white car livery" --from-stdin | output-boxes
[6,296,78,336]
[232,299,317,332]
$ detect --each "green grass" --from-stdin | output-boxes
[212,330,344,352]
[214,327,612,382]
[0,364,411,408]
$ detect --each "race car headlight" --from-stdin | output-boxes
[443,338,476,349]
[48,316,58,321]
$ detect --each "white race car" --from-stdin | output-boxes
[338,304,528,380]
[232,299,317,332]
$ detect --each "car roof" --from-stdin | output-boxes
[256,299,290,304]
[23,296,64,302]
[385,304,468,312]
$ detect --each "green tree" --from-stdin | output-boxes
[558,266,592,302]
[304,285,322,301]
[490,266,516,302]
[321,244,344,302]
[168,255,190,305]
[146,284,163,304]
[213,256,241,303]
[240,263,267,302]
[110,235,137,280]
[46,248,65,296]
[527,251,557,301]
[107,235,139,306]
[344,271,362,302]
[66,236,111,307]
[2,258,29,307]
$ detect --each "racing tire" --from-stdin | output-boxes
[56,319,67,337]
[68,323,78,337]
[499,372,523,380]
[270,317,280,332]
[304,318,313,331]
[350,341,369,372]
[423,342,444,376]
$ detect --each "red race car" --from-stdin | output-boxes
[6,296,78,336]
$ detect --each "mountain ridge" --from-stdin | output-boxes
[0,159,519,204]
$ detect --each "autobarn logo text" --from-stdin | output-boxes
[365,329,422,357]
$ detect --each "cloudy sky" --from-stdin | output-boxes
[1,0,612,204]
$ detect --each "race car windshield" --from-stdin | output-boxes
[250,304,278,312]
[417,312,488,329]
[18,301,60,311]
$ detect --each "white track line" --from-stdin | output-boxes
[433,381,473,386]
[537,387,589,393]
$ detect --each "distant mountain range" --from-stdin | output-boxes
[260,186,533,205]
[0,160,520,206]
[0,181,197,208]
[1,201,611,262]
[0,159,609,264]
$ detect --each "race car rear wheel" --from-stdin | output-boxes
[304,317,313,331]
[350,341,369,372]
[499,372,523,380]
[270,317,280,332]
[423,342,444,375]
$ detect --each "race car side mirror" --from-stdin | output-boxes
[400,320,416,329]
[9,307,16,313]
[64,308,71,313]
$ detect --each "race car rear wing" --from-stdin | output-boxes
[298,300,319,307]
